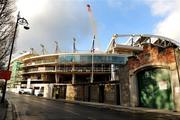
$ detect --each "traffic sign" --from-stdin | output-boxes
[0,70,11,80]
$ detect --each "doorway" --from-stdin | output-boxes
[137,68,174,110]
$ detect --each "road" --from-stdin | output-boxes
[6,92,180,120]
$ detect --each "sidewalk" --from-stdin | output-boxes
[0,97,8,120]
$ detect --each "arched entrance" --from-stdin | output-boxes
[136,67,174,110]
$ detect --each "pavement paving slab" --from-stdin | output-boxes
[0,97,8,120]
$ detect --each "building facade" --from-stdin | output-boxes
[22,53,127,84]
[107,34,180,111]
[9,34,180,111]
[10,52,128,104]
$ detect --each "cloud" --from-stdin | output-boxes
[145,0,180,41]
[145,0,175,16]
[15,0,92,55]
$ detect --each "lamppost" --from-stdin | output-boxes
[1,11,29,103]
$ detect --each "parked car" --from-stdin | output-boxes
[34,87,44,96]
[18,88,33,95]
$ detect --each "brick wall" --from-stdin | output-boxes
[127,43,180,110]
[128,44,175,70]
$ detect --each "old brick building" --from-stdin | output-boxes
[107,34,180,111]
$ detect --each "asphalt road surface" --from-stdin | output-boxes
[6,92,180,120]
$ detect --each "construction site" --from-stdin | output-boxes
[8,34,180,112]
[6,2,180,112]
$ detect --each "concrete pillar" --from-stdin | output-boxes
[55,65,59,83]
[55,74,59,83]
[90,73,94,83]
[27,78,31,89]
[111,64,115,81]
[171,68,180,111]
[72,61,76,84]
[90,54,94,83]
[129,72,139,107]
[72,74,75,84]
[44,84,54,98]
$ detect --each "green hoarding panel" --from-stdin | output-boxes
[137,68,174,110]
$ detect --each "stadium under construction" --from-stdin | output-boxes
[9,34,180,111]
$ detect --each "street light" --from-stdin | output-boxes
[1,11,29,103]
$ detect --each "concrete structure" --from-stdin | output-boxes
[22,53,126,84]
[9,51,128,105]
[8,52,37,88]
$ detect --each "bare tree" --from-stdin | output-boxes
[0,0,16,69]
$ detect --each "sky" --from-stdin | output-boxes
[15,0,180,56]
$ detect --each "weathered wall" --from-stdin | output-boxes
[104,84,116,104]
[128,73,139,107]
[44,84,53,98]
[128,44,180,111]
[75,85,84,101]
[66,85,77,100]
[169,63,180,111]
[90,85,99,102]
[84,85,90,101]
[57,83,120,105]
[118,65,130,106]
[128,44,175,70]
